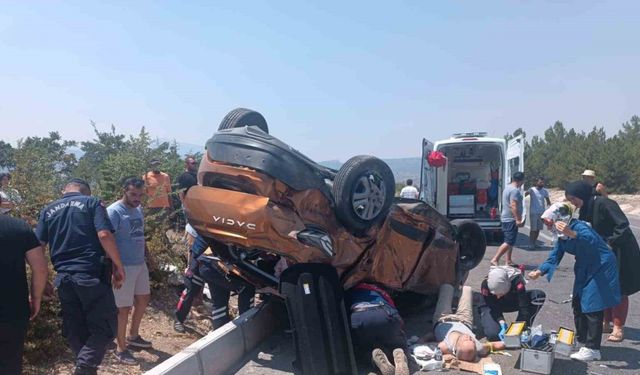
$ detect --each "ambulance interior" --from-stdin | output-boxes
[436,143,503,219]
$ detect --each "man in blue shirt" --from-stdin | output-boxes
[491,172,525,266]
[36,178,125,375]
[107,177,153,365]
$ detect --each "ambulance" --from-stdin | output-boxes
[419,132,525,243]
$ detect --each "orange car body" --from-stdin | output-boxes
[185,156,459,294]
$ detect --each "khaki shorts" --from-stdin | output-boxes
[113,263,151,308]
[529,213,544,231]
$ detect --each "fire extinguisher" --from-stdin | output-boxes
[490,207,497,219]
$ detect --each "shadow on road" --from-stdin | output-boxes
[515,233,553,251]
[622,327,640,342]
[600,346,640,370]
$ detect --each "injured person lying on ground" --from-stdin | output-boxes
[425,284,505,362]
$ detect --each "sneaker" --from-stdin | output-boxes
[115,349,138,365]
[392,348,409,375]
[174,320,186,333]
[372,348,395,375]
[126,335,153,348]
[570,347,601,362]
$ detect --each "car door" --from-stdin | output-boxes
[506,135,525,177]
[419,138,436,206]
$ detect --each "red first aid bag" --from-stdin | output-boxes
[427,151,446,168]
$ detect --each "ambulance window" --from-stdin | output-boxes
[509,157,520,175]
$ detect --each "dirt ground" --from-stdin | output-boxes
[23,287,239,375]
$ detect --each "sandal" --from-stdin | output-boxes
[607,327,624,342]
[505,261,517,267]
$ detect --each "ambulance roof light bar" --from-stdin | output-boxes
[452,132,488,139]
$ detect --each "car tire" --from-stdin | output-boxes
[218,108,269,134]
[333,155,395,234]
[279,263,357,375]
[451,219,486,271]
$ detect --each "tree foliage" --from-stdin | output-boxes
[6,124,193,366]
[0,140,15,170]
[517,116,640,193]
[11,132,77,221]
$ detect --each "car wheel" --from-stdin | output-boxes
[451,219,486,271]
[218,108,269,134]
[333,155,395,234]
[279,263,357,375]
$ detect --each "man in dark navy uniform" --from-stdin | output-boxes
[36,178,126,375]
[174,234,255,332]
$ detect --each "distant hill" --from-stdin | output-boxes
[66,140,421,183]
[320,157,422,184]
[318,160,342,170]
[173,141,205,156]
[170,142,423,183]
[66,140,205,159]
[151,139,204,156]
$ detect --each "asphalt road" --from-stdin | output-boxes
[628,214,640,239]
[229,224,640,375]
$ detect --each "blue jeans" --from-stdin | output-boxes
[350,305,406,358]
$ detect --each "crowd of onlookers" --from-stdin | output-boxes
[0,157,202,375]
[490,169,640,362]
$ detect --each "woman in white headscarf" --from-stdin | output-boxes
[479,265,546,341]
[529,198,621,362]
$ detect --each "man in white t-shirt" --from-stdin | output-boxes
[524,177,551,248]
[399,179,419,199]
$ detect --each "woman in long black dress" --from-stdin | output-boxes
[565,181,640,342]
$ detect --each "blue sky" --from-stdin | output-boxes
[1,1,638,161]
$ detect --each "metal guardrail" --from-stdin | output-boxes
[144,302,283,375]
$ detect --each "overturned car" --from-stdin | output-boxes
[184,108,486,295]
[184,108,486,374]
